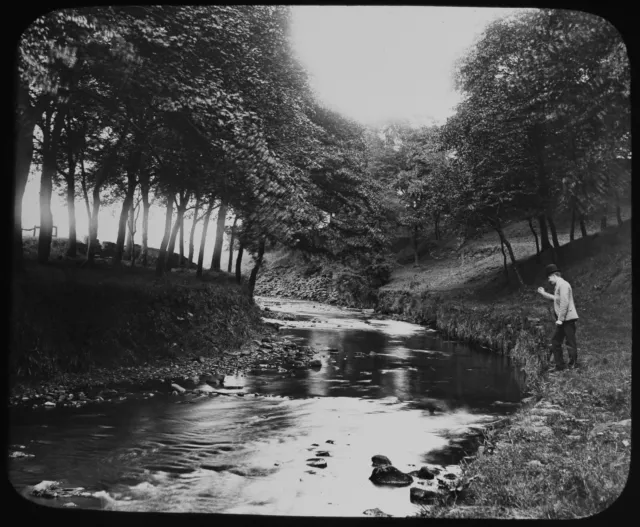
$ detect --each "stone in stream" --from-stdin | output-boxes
[31,481,61,498]
[9,451,34,459]
[315,451,330,457]
[371,454,392,467]
[308,359,322,369]
[363,508,392,517]
[369,466,413,487]
[193,384,216,393]
[409,466,437,480]
[170,383,186,394]
[306,458,327,469]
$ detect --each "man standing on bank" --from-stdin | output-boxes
[537,264,579,371]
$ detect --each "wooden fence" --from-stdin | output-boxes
[22,226,57,238]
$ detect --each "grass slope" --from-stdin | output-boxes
[379,217,631,519]
[10,255,265,384]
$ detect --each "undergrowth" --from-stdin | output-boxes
[10,265,265,381]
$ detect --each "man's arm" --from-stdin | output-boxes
[556,282,570,322]
[537,287,555,300]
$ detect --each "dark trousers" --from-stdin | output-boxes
[551,320,578,367]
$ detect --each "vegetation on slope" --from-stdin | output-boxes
[10,258,266,382]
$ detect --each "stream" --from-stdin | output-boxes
[9,297,525,516]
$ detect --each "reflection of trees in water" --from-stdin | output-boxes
[273,322,525,410]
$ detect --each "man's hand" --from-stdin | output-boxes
[537,287,545,295]
[556,320,563,326]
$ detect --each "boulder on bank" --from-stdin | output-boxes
[31,480,61,498]
[371,454,392,467]
[369,465,413,487]
[409,466,437,480]
[410,486,442,504]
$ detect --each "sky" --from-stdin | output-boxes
[290,6,519,126]
[21,6,520,260]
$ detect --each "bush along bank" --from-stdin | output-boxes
[9,271,324,410]
[254,253,391,308]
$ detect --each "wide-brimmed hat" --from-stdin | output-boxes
[545,264,561,276]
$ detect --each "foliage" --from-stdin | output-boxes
[442,9,630,230]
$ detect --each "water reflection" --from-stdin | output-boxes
[248,322,525,410]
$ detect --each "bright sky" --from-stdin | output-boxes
[290,6,519,126]
[22,6,519,256]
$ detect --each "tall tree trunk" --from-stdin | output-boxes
[537,214,552,251]
[14,129,34,271]
[64,114,79,258]
[248,237,266,298]
[165,207,184,271]
[126,205,135,264]
[600,205,608,231]
[547,215,561,250]
[227,216,238,273]
[115,150,142,267]
[499,236,509,283]
[188,195,201,268]
[412,225,419,265]
[155,193,175,276]
[235,243,244,284]
[494,222,524,287]
[196,200,214,278]
[569,207,576,242]
[616,202,623,226]
[38,106,66,263]
[211,199,227,271]
[178,216,185,267]
[166,192,189,272]
[87,185,102,265]
[614,190,624,226]
[579,214,588,238]
[86,128,128,265]
[528,217,541,262]
[65,181,77,257]
[140,175,151,266]
[80,157,92,247]
[14,86,45,271]
[114,184,136,268]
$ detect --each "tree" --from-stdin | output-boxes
[210,199,228,271]
[443,8,629,273]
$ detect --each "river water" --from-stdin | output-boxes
[9,297,525,516]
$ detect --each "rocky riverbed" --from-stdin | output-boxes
[9,311,322,411]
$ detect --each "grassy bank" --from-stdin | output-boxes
[374,221,631,518]
[10,259,266,385]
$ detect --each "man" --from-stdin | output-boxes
[537,263,579,371]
